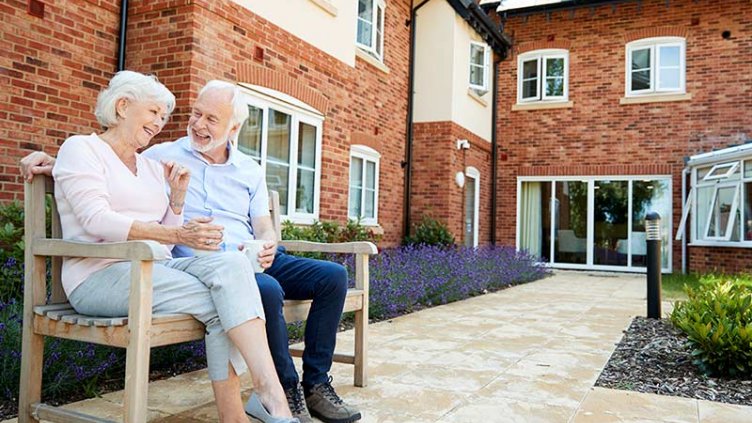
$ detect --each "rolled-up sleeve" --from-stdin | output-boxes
[53,139,134,242]
[248,170,270,218]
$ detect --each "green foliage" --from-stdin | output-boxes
[281,218,380,259]
[670,276,752,378]
[0,201,29,302]
[403,215,455,247]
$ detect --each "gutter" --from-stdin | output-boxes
[403,0,432,239]
[117,0,129,71]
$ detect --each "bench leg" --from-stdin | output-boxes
[353,307,368,387]
[18,324,44,422]
[124,261,153,423]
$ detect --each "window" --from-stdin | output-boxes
[237,92,323,224]
[676,157,752,245]
[357,0,385,61]
[469,42,490,92]
[517,49,569,103]
[348,145,380,225]
[625,37,685,96]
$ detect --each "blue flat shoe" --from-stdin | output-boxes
[245,392,300,423]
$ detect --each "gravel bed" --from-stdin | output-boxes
[596,316,752,406]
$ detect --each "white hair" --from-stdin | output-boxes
[94,70,176,129]
[198,80,249,128]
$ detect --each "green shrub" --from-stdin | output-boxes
[670,276,752,378]
[281,219,380,259]
[403,215,455,247]
[0,200,30,302]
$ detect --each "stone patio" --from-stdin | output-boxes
[6,271,751,422]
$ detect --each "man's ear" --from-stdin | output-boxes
[228,122,241,140]
[115,97,129,120]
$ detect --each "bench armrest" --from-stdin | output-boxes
[31,239,167,261]
[279,240,377,255]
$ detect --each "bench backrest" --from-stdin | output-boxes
[27,175,282,306]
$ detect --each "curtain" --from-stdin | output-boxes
[520,182,542,257]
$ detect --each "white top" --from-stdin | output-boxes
[53,133,182,296]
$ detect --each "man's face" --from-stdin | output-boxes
[187,88,238,154]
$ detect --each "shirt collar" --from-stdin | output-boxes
[180,137,240,167]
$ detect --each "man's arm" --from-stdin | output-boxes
[251,215,278,270]
[20,151,56,181]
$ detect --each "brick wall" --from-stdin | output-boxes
[412,121,493,246]
[496,0,752,272]
[0,0,120,200]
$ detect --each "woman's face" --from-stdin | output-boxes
[117,98,168,148]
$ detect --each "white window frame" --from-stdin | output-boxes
[702,183,740,241]
[469,41,490,92]
[517,49,569,104]
[239,90,323,224]
[625,37,686,97]
[465,166,480,248]
[356,0,385,62]
[348,145,380,225]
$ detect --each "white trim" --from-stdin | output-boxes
[238,91,323,224]
[465,167,480,248]
[348,145,380,225]
[517,49,569,105]
[625,37,686,97]
[469,41,490,92]
[703,162,739,181]
[356,0,385,62]
[238,83,324,118]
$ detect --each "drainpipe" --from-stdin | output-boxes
[490,57,499,245]
[116,0,129,71]
[403,0,432,240]
[681,166,690,274]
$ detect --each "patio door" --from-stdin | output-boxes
[464,168,480,247]
[518,177,671,272]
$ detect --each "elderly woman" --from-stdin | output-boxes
[52,70,297,423]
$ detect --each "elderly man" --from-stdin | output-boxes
[20,80,361,423]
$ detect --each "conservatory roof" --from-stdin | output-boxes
[687,141,752,167]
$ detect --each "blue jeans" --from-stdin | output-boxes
[258,247,348,390]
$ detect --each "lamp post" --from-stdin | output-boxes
[645,211,662,319]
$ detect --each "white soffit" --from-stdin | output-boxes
[496,0,569,12]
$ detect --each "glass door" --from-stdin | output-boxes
[553,181,588,264]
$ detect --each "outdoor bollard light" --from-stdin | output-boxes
[646,211,662,319]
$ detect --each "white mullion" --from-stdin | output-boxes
[550,181,556,263]
[260,104,269,173]
[704,186,721,239]
[370,0,378,53]
[360,158,367,220]
[373,156,379,222]
[288,116,300,218]
[537,56,542,101]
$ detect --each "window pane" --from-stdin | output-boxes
[375,5,383,56]
[238,105,263,161]
[659,45,680,67]
[631,70,651,91]
[659,67,680,90]
[707,186,736,238]
[470,45,485,66]
[365,189,375,218]
[357,0,373,46]
[520,181,552,261]
[365,161,375,189]
[296,169,315,214]
[350,157,363,188]
[593,180,629,266]
[470,65,484,86]
[696,186,713,237]
[745,161,752,178]
[545,58,564,77]
[266,163,289,215]
[554,181,588,264]
[523,80,538,99]
[631,48,650,70]
[349,186,362,218]
[546,77,564,96]
[297,122,316,168]
[267,110,290,162]
[522,59,538,79]
[631,180,671,268]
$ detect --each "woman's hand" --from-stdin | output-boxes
[162,161,189,213]
[20,151,56,182]
[177,216,224,250]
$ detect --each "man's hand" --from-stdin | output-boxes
[20,151,56,182]
[257,240,277,270]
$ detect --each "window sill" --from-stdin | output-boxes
[512,101,573,111]
[308,0,337,16]
[688,240,752,248]
[356,49,389,74]
[467,88,488,106]
[620,93,692,105]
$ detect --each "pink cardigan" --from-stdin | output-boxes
[53,134,183,296]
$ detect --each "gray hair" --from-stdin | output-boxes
[94,70,176,129]
[198,80,249,128]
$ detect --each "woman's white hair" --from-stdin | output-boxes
[198,80,249,132]
[94,70,176,129]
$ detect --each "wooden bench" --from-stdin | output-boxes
[18,175,377,422]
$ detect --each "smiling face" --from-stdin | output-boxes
[187,88,240,155]
[115,98,168,148]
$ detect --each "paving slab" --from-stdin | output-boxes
[5,270,751,422]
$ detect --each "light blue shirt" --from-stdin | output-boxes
[143,137,269,257]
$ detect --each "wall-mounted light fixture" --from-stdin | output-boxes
[456,139,470,150]
[455,172,465,188]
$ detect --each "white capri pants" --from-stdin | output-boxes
[68,251,264,381]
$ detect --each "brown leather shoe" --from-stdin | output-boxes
[285,384,314,423]
[305,377,361,423]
